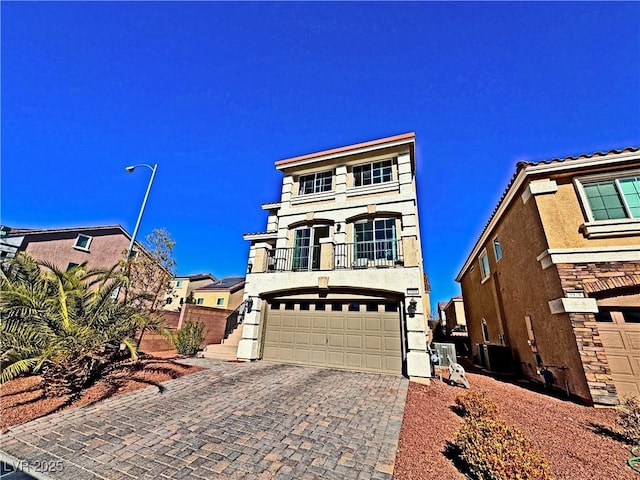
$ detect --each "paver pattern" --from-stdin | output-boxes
[0,359,408,479]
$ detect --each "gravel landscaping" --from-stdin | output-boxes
[394,371,637,480]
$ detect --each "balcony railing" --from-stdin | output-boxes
[265,239,404,272]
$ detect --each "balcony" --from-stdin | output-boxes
[261,239,406,273]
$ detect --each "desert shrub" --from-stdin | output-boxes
[616,395,640,444]
[455,390,498,419]
[173,320,206,355]
[454,416,554,480]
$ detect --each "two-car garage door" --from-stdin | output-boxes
[263,300,403,374]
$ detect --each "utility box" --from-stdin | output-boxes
[477,343,513,373]
[432,342,457,367]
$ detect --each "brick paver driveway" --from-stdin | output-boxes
[0,359,408,480]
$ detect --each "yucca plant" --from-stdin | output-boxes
[0,253,143,397]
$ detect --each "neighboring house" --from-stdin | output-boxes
[0,225,136,271]
[239,133,431,379]
[456,147,640,406]
[192,276,246,310]
[164,273,217,311]
[441,296,470,356]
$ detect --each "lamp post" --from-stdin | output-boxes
[125,163,158,259]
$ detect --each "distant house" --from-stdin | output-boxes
[164,274,217,311]
[457,147,640,406]
[0,225,135,271]
[440,296,469,355]
[240,133,431,379]
[192,276,246,310]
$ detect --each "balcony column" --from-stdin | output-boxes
[251,242,272,273]
[320,238,335,271]
[402,234,419,267]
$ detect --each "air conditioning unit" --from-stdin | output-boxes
[432,342,457,367]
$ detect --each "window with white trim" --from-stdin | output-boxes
[354,218,398,261]
[581,174,640,220]
[299,171,332,195]
[216,298,225,306]
[74,234,92,251]
[353,160,393,187]
[196,298,204,305]
[493,237,502,261]
[479,249,490,280]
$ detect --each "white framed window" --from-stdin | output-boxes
[196,298,204,305]
[493,237,502,261]
[216,298,225,306]
[175,280,183,288]
[481,319,489,342]
[577,171,640,221]
[299,171,332,195]
[353,160,393,187]
[354,218,398,261]
[479,249,490,281]
[74,234,92,251]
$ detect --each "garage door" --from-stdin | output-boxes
[596,309,640,398]
[263,300,402,374]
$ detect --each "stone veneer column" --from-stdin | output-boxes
[554,261,640,406]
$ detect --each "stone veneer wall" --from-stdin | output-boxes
[556,260,640,405]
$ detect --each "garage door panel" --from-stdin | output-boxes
[629,332,640,350]
[313,317,327,329]
[600,331,625,349]
[327,351,345,366]
[383,318,400,333]
[346,335,362,348]
[346,353,363,368]
[294,348,309,363]
[364,318,381,331]
[310,349,327,364]
[282,316,296,328]
[607,354,634,375]
[328,334,344,347]
[385,337,401,351]
[298,317,311,328]
[611,379,640,399]
[347,318,362,330]
[365,335,382,351]
[311,333,326,346]
[295,332,311,345]
[364,354,383,370]
[329,317,344,330]
[385,356,402,372]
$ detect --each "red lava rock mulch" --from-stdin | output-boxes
[394,371,636,480]
[0,354,202,433]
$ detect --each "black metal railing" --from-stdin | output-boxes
[335,240,404,269]
[267,245,321,272]
[265,239,404,272]
[223,309,240,342]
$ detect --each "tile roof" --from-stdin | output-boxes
[5,225,127,237]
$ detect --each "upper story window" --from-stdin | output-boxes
[175,280,183,288]
[216,298,225,306]
[581,175,640,221]
[74,234,92,251]
[353,160,392,187]
[299,171,332,195]
[479,249,490,281]
[196,298,204,305]
[354,218,398,261]
[493,237,502,261]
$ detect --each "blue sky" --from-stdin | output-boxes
[2,2,639,311]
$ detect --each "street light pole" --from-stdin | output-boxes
[125,163,158,259]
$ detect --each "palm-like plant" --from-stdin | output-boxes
[0,254,142,397]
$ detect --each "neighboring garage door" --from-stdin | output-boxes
[596,308,640,398]
[263,300,402,374]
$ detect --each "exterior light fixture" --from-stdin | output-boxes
[407,298,417,317]
[246,297,254,313]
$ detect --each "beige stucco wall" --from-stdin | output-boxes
[194,287,245,310]
[535,176,640,249]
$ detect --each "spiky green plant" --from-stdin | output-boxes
[0,253,144,396]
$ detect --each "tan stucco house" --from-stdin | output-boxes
[192,276,245,310]
[164,273,217,311]
[457,147,640,405]
[238,133,431,380]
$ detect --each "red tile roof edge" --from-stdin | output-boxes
[274,132,415,167]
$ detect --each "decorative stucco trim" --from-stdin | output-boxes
[549,297,598,314]
[537,246,640,266]
[521,179,558,204]
[291,190,337,205]
[346,180,400,198]
[579,218,640,238]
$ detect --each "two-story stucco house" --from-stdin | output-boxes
[164,274,217,311]
[238,133,431,380]
[457,147,640,405]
